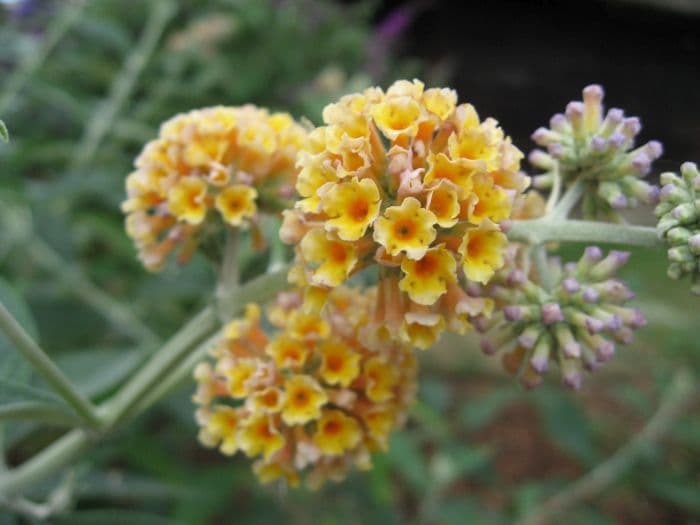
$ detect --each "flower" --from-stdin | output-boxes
[193,286,417,488]
[473,246,645,389]
[122,105,306,271]
[285,79,527,350]
[529,85,661,221]
[282,375,328,425]
[374,197,437,259]
[656,161,700,294]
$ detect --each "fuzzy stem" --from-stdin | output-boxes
[69,0,176,171]
[550,178,585,220]
[0,302,100,429]
[215,228,241,320]
[0,402,82,427]
[0,267,291,499]
[544,165,562,215]
[132,265,290,416]
[515,368,696,525]
[99,306,217,428]
[508,219,660,247]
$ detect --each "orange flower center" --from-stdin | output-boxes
[414,253,438,276]
[329,242,348,263]
[292,389,309,406]
[326,353,344,372]
[349,198,370,222]
[467,234,485,259]
[323,420,342,436]
[262,390,279,407]
[393,219,416,240]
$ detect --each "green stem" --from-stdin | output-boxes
[0,1,85,115]
[100,306,217,428]
[215,228,241,320]
[132,265,291,417]
[0,402,82,427]
[0,302,100,429]
[0,429,89,498]
[0,267,291,499]
[532,244,555,291]
[508,219,660,248]
[544,165,562,215]
[28,239,159,347]
[550,178,585,220]
[515,368,696,525]
[69,0,176,171]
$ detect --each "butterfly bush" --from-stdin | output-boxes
[282,79,528,349]
[193,287,417,489]
[122,105,307,271]
[656,162,700,294]
[529,85,661,221]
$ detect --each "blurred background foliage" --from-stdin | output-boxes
[0,0,699,524]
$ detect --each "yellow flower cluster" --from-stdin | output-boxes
[282,79,528,349]
[122,105,306,271]
[193,287,417,489]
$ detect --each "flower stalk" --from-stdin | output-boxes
[508,219,660,248]
[0,302,101,430]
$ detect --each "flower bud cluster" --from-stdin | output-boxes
[283,79,528,349]
[656,162,700,294]
[122,105,307,271]
[529,85,661,220]
[193,287,417,489]
[475,246,645,389]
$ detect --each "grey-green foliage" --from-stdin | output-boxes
[0,120,7,142]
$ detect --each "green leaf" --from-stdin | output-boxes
[532,387,598,464]
[56,347,144,398]
[459,389,518,430]
[647,474,700,516]
[0,120,7,142]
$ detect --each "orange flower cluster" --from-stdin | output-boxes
[282,79,528,349]
[193,287,417,489]
[122,105,306,271]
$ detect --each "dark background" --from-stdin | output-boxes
[373,0,700,166]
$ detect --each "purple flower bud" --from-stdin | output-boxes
[607,133,627,150]
[507,269,527,286]
[605,108,624,123]
[607,315,622,331]
[591,136,606,152]
[541,303,564,325]
[585,317,605,334]
[589,250,630,281]
[596,340,616,361]
[564,262,578,274]
[566,101,585,118]
[631,152,651,175]
[518,333,537,349]
[610,194,629,209]
[561,278,581,294]
[504,305,523,321]
[474,316,491,333]
[480,339,497,355]
[563,370,582,390]
[548,143,565,159]
[647,185,660,205]
[688,234,700,254]
[622,117,641,137]
[530,354,549,373]
[582,287,600,303]
[645,140,663,159]
[563,341,582,358]
[532,127,558,145]
[584,246,603,262]
[613,326,635,345]
[550,113,569,131]
[583,84,604,102]
[630,309,647,328]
